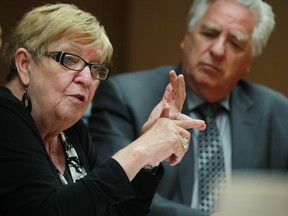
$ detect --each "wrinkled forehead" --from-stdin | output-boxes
[48,38,103,61]
[201,22,248,43]
[199,1,258,37]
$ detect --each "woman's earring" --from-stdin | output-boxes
[22,87,32,112]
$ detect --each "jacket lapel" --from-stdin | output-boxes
[230,84,259,169]
[176,79,260,203]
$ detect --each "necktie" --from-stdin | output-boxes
[196,103,226,214]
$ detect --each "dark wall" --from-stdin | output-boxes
[1,0,287,96]
[0,0,128,83]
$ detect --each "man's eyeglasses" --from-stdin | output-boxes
[45,51,110,80]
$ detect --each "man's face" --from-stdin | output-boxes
[181,0,258,102]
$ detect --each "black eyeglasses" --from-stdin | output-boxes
[45,51,110,80]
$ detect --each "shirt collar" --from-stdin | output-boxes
[186,88,230,112]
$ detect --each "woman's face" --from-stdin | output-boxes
[28,39,102,129]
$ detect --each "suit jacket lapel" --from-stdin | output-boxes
[176,79,260,202]
[230,84,260,169]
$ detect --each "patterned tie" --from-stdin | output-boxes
[196,103,226,214]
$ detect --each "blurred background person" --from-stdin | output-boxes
[87,0,288,216]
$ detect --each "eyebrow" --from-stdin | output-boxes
[202,22,248,43]
[230,30,247,43]
[201,23,220,32]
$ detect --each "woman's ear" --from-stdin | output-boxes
[15,48,32,86]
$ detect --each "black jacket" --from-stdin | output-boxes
[0,86,162,216]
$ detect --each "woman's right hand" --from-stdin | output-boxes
[112,106,205,181]
[136,116,204,167]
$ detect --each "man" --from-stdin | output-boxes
[88,0,288,216]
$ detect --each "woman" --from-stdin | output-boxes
[0,3,205,216]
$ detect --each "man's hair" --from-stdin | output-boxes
[2,3,113,81]
[187,0,275,57]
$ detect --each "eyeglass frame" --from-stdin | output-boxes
[44,51,110,80]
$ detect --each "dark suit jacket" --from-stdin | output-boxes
[88,65,288,216]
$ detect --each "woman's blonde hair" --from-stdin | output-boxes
[2,3,113,81]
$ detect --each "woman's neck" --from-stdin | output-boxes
[45,135,66,174]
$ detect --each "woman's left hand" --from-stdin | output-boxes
[142,70,205,134]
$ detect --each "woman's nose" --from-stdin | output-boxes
[75,66,93,86]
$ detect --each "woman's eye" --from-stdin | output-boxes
[64,56,75,64]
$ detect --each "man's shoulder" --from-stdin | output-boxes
[111,65,176,81]
[95,66,178,105]
[100,65,177,92]
[236,79,288,105]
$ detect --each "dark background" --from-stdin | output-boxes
[1,0,287,96]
